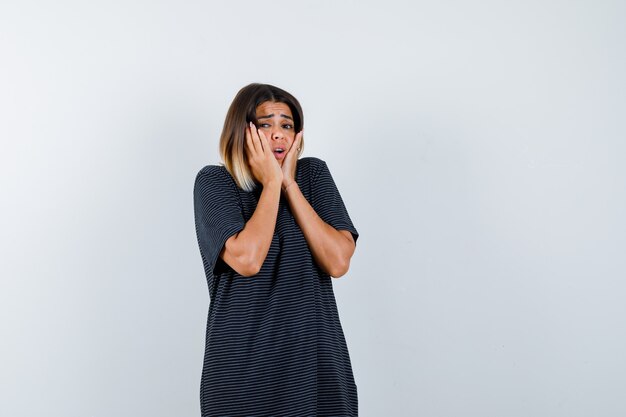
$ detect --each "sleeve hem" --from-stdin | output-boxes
[206,222,245,277]
[336,225,359,247]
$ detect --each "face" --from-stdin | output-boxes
[255,101,295,166]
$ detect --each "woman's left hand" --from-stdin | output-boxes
[281,129,303,190]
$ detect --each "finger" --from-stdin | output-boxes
[296,130,303,148]
[258,129,271,156]
[246,123,259,156]
[289,131,303,156]
[247,122,261,155]
[250,122,265,153]
[245,124,255,156]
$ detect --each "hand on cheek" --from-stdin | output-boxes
[281,130,303,188]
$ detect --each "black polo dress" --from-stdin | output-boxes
[193,156,359,417]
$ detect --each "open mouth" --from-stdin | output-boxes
[273,147,285,157]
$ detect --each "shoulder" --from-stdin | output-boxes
[194,164,235,193]
[196,164,227,178]
[299,156,325,167]
[195,164,220,184]
[298,156,328,180]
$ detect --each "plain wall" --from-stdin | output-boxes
[1,1,624,416]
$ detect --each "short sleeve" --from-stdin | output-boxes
[310,159,359,246]
[193,166,246,289]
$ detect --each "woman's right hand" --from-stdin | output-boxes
[245,121,283,186]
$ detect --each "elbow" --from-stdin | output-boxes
[329,235,356,278]
[240,254,263,277]
[239,267,259,278]
[230,253,262,277]
[239,259,261,277]
[224,234,264,277]
[329,259,350,279]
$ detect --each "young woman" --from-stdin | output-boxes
[193,83,360,416]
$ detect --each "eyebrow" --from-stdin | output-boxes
[257,113,293,121]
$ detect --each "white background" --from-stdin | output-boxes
[1,1,625,416]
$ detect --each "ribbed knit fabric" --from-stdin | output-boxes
[193,156,359,417]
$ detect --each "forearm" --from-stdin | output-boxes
[283,182,354,277]
[233,180,281,273]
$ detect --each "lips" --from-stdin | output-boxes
[272,146,286,159]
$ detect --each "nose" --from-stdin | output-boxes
[271,128,283,140]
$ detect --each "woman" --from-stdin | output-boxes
[193,83,360,416]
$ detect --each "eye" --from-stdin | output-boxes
[259,123,271,128]
[282,124,293,129]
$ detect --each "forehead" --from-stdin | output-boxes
[256,101,292,117]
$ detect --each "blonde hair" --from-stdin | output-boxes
[219,83,305,192]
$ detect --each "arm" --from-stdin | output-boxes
[219,121,285,277]
[219,180,282,277]
[282,181,356,278]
